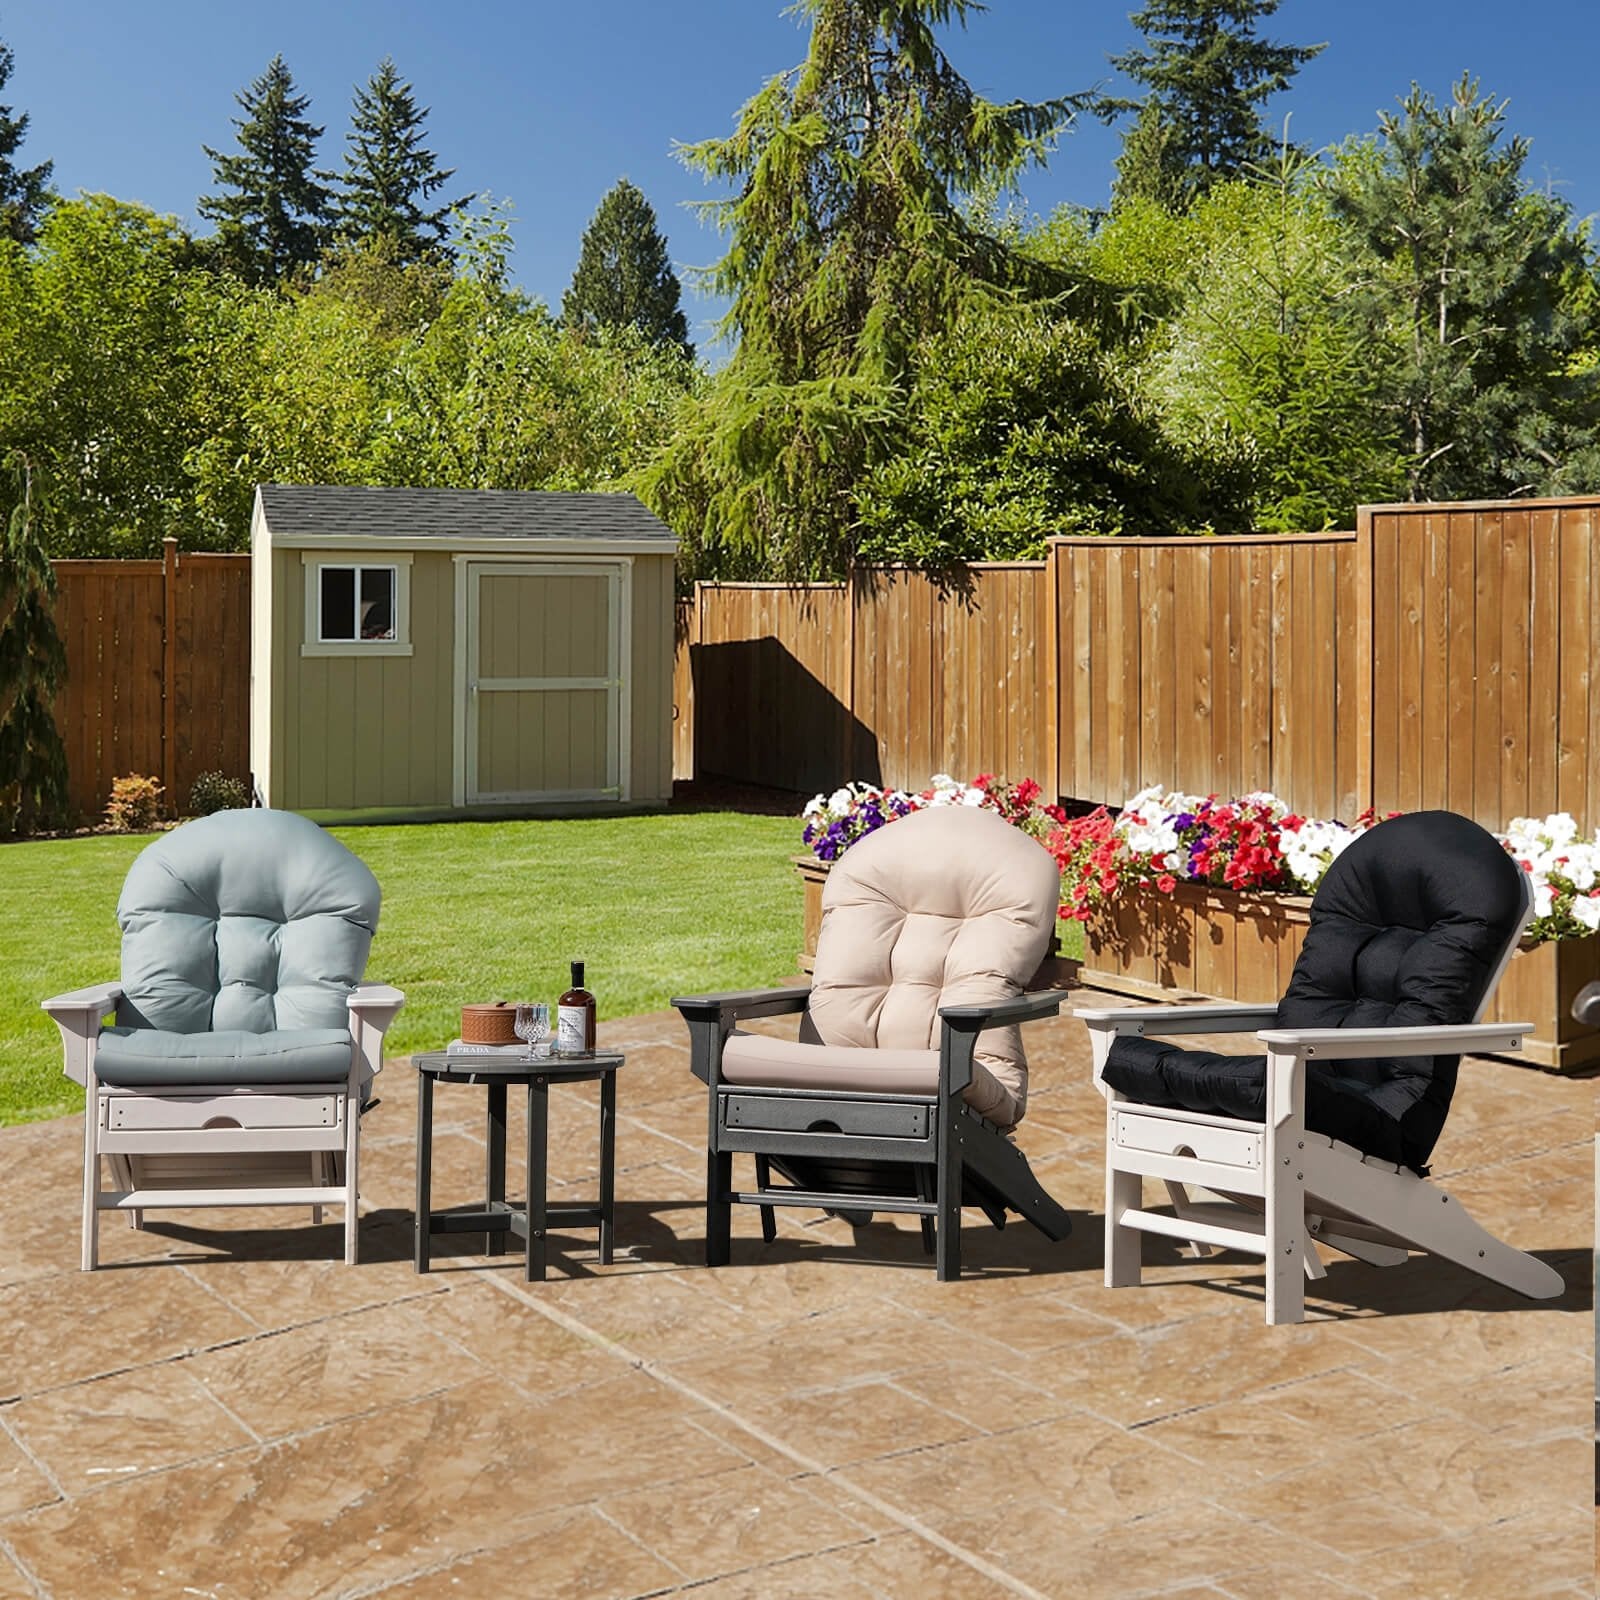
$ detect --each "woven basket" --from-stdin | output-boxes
[460,1001,519,1044]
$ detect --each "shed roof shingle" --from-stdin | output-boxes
[256,485,677,546]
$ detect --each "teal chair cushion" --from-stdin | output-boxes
[116,810,380,1035]
[94,1026,354,1087]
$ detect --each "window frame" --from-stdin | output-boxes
[301,554,413,658]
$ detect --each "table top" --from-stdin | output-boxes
[413,1049,625,1082]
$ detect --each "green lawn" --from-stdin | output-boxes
[0,811,802,1128]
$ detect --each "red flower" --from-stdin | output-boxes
[1156,873,1177,894]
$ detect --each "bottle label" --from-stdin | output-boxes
[557,1006,587,1054]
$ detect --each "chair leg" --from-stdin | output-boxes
[916,1165,936,1257]
[935,1104,962,1281]
[1265,1149,1306,1326]
[81,1089,100,1272]
[706,1148,732,1267]
[753,1155,777,1244]
[344,1098,361,1266]
[1105,1165,1141,1288]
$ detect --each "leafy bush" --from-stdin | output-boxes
[104,774,164,832]
[188,770,250,816]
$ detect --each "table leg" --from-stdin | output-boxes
[526,1076,548,1282]
[414,1072,433,1274]
[599,1069,616,1265]
[485,1080,508,1255]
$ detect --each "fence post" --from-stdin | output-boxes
[161,537,177,812]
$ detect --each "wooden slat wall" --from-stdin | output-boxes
[1055,533,1365,820]
[49,549,250,819]
[1368,497,1599,833]
[688,581,852,794]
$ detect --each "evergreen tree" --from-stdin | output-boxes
[337,57,462,265]
[639,0,1089,579]
[0,36,51,243]
[198,55,334,285]
[1328,77,1600,501]
[0,452,69,834]
[562,179,692,357]
[1098,1,1324,210]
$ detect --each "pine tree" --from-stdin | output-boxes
[1327,76,1600,501]
[1098,1,1324,210]
[0,452,69,834]
[562,179,692,356]
[638,0,1089,579]
[337,57,462,265]
[198,56,334,285]
[0,35,52,243]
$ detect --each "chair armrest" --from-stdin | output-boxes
[1076,1003,1280,1036]
[934,989,1073,1098]
[939,988,1073,1031]
[348,983,405,1082]
[673,987,812,1085]
[1255,1021,1534,1061]
[672,987,812,1025]
[41,981,124,1019]
[41,981,124,1088]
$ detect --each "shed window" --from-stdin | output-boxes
[318,564,396,642]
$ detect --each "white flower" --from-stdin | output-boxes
[1574,894,1600,932]
[1533,881,1555,918]
[828,787,853,813]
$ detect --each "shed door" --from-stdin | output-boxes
[462,561,624,803]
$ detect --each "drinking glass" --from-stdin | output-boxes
[514,1002,551,1059]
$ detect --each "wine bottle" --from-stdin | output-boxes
[557,961,596,1054]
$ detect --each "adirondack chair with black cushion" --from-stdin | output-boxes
[1079,810,1563,1324]
[673,805,1073,1281]
[41,808,403,1268]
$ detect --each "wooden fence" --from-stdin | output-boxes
[676,496,1600,835]
[38,494,1600,836]
[50,541,250,819]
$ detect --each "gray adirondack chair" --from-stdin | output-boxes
[42,808,403,1268]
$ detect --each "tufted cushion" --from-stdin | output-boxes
[116,810,380,1036]
[801,806,1059,1126]
[95,1026,354,1086]
[1102,812,1530,1171]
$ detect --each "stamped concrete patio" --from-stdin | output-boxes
[0,1008,1590,1598]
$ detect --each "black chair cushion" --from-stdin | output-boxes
[1101,812,1528,1172]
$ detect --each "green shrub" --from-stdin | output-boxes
[104,774,163,832]
[188,770,250,816]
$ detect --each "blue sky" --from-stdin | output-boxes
[5,2,1597,353]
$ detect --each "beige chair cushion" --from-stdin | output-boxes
[786,806,1059,1127]
[720,1030,1021,1126]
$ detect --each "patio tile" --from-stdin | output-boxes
[789,1529,1021,1599]
[598,1460,878,1584]
[1345,1506,1591,1596]
[186,1302,482,1441]
[0,1553,38,1600]
[399,1278,623,1398]
[657,1548,880,1599]
[889,1362,1080,1434]
[171,1232,444,1332]
[844,1415,1211,1544]
[1027,1310,1357,1426]
[0,1267,257,1400]
[2,1374,746,1599]
[739,1379,980,1470]
[0,1425,58,1517]
[5,1363,256,1492]
[1211,1562,1374,1600]
[367,1504,681,1599]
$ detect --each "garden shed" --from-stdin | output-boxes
[249,484,677,817]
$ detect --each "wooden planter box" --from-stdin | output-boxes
[794,855,1081,993]
[1079,881,1600,1073]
